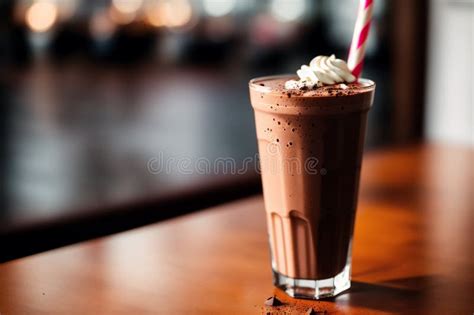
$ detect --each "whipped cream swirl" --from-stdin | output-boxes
[285,55,356,90]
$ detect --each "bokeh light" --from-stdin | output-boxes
[162,0,193,28]
[26,1,58,33]
[145,1,165,27]
[108,5,136,25]
[146,0,193,29]
[270,0,306,22]
[202,0,237,17]
[112,0,144,15]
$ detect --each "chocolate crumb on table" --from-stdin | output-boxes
[264,296,284,307]
[306,307,327,315]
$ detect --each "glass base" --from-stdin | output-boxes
[272,264,351,300]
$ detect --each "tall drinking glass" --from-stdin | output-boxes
[249,75,375,299]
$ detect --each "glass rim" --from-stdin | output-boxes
[249,74,375,95]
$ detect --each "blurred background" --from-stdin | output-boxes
[0,0,472,259]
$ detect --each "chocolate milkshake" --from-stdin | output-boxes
[249,55,375,299]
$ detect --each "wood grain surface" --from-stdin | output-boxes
[0,144,472,314]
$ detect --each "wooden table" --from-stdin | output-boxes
[1,144,472,314]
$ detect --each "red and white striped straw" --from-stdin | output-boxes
[347,0,374,78]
